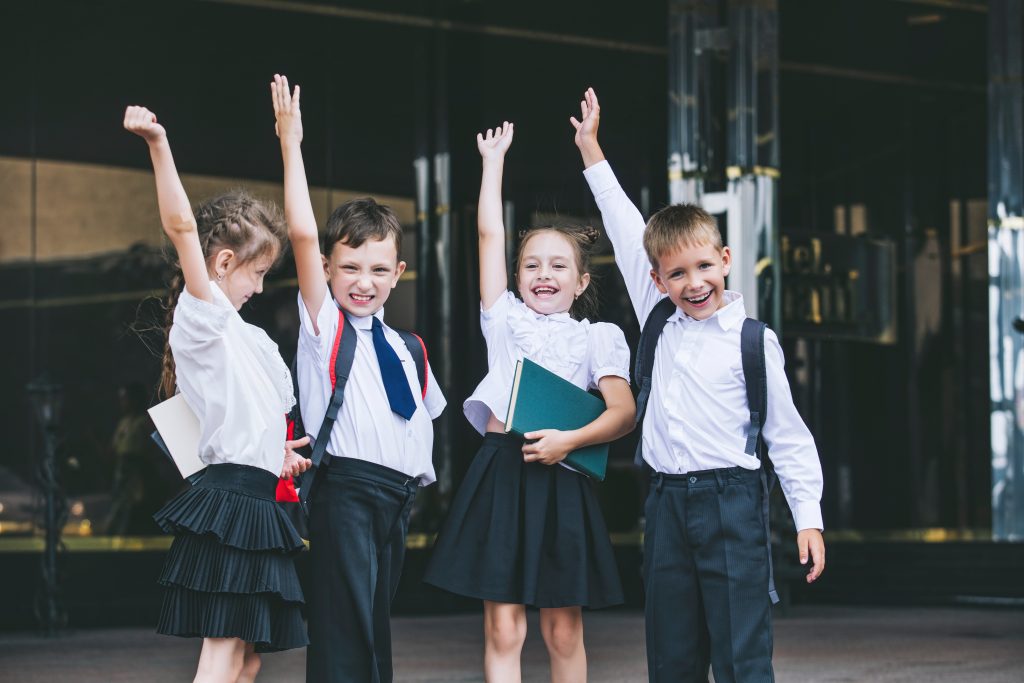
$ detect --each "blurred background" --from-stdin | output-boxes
[1,0,1022,633]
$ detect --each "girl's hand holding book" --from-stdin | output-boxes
[522,428,578,466]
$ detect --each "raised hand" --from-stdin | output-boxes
[123,106,167,144]
[272,73,303,144]
[569,87,600,148]
[281,435,312,478]
[476,121,514,162]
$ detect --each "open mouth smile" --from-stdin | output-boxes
[531,286,559,299]
[350,293,374,304]
[685,290,712,306]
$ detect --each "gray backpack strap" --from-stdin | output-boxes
[740,317,780,605]
[633,297,678,466]
[298,310,358,508]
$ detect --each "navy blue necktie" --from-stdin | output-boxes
[371,317,416,420]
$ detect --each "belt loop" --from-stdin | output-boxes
[714,469,724,493]
[654,472,665,492]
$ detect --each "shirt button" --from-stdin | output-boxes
[689,476,697,484]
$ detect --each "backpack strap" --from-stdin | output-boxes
[395,329,429,399]
[298,310,358,507]
[740,318,768,459]
[740,317,780,605]
[633,297,678,466]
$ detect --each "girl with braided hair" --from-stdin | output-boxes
[424,122,636,682]
[124,105,310,682]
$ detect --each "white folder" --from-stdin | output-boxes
[148,394,205,479]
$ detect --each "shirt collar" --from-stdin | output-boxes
[667,290,746,331]
[344,306,386,331]
[209,280,234,309]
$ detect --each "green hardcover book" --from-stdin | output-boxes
[504,357,608,481]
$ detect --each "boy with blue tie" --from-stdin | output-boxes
[572,88,825,682]
[272,75,446,683]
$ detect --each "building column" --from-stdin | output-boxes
[989,0,1024,540]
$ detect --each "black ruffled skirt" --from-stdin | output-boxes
[153,463,308,652]
[424,432,623,609]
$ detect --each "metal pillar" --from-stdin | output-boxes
[667,0,780,326]
[725,0,780,328]
[668,0,716,204]
[989,0,1024,540]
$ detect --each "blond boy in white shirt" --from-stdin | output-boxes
[572,88,825,683]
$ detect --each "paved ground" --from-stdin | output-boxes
[1,606,1022,682]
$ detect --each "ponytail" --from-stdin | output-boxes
[159,269,184,399]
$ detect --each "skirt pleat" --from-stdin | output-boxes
[153,463,308,652]
[424,433,623,609]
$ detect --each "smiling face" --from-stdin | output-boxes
[213,248,278,310]
[651,241,731,320]
[325,236,406,316]
[515,230,590,316]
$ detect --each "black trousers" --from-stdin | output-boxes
[643,466,774,683]
[306,457,419,683]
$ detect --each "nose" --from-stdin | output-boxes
[255,276,265,294]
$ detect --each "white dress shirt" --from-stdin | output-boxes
[169,282,296,477]
[464,290,631,434]
[295,290,446,485]
[584,160,824,531]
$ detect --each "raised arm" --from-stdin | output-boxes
[124,106,210,303]
[273,74,327,327]
[573,88,662,323]
[476,122,514,310]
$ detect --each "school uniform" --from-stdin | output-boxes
[296,289,445,683]
[584,160,824,683]
[423,289,627,609]
[153,282,307,653]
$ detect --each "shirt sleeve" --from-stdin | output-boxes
[296,289,339,364]
[760,329,824,531]
[583,160,662,324]
[173,289,232,341]
[423,363,447,420]
[587,323,632,389]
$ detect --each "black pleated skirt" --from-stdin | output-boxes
[424,432,623,609]
[153,463,308,652]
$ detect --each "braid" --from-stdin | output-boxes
[159,269,184,399]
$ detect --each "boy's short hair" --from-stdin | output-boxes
[643,203,723,269]
[323,197,403,260]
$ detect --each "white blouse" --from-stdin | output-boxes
[463,290,631,435]
[169,282,296,477]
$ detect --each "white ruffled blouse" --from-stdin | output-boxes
[463,290,631,435]
[169,282,296,476]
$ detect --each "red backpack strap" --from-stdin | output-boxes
[395,329,429,399]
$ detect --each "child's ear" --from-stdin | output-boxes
[576,271,591,297]
[650,268,669,295]
[214,249,235,279]
[322,254,330,281]
[392,260,407,287]
[721,246,732,276]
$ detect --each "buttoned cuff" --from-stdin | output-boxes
[791,501,824,532]
[582,160,619,195]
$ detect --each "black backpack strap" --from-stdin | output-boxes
[633,297,678,466]
[298,310,358,507]
[740,317,780,605]
[395,329,429,399]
